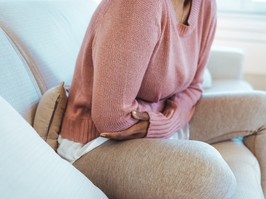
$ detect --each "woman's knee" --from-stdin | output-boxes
[143,140,237,199]
[184,141,237,199]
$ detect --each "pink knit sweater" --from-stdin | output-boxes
[60,0,217,144]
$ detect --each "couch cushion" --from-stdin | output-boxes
[0,0,98,93]
[0,27,41,124]
[0,96,108,199]
[213,140,265,199]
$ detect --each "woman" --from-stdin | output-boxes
[58,0,238,198]
[59,0,216,148]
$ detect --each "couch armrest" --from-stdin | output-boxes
[206,47,245,80]
[244,128,266,198]
[74,139,236,199]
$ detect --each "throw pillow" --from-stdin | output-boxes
[0,96,108,199]
[33,82,67,150]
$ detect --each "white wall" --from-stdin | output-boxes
[214,13,266,90]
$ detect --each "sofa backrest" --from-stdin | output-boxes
[0,27,41,124]
[0,0,98,92]
[0,0,98,123]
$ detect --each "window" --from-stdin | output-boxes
[217,0,266,15]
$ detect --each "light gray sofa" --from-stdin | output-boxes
[0,0,265,199]
[204,46,253,93]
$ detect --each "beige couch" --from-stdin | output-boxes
[0,0,265,198]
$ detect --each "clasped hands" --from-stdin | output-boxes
[100,111,149,140]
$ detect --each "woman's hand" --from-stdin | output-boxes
[100,111,149,140]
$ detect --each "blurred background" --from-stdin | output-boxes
[215,0,266,90]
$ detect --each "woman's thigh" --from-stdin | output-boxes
[189,91,266,144]
[74,139,236,199]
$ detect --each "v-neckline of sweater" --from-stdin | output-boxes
[169,0,201,36]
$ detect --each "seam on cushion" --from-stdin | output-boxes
[0,26,46,94]
[47,95,60,139]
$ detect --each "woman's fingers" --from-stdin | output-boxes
[100,121,148,140]
[100,131,143,140]
[98,110,150,141]
[131,110,149,121]
[100,132,126,140]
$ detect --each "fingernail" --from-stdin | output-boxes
[100,133,107,137]
[132,110,137,115]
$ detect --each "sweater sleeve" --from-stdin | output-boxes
[91,0,163,132]
[146,1,217,138]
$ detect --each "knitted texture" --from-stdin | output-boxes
[60,0,217,143]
